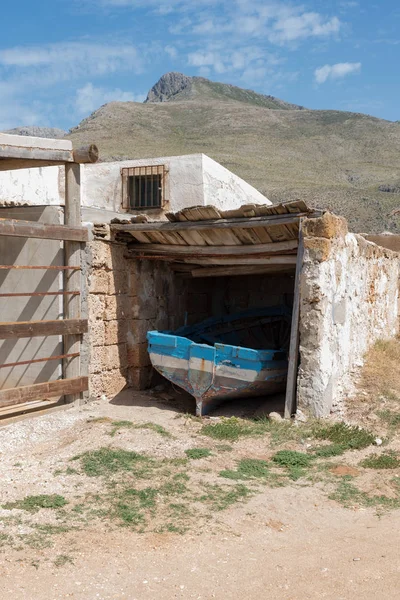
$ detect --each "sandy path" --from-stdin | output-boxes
[0,393,399,599]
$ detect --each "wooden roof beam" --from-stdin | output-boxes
[0,133,98,170]
[111,212,321,234]
[126,239,298,256]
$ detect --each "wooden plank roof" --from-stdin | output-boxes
[111,200,323,250]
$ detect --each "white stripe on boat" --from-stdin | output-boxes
[149,353,285,383]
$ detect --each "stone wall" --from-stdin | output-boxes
[87,241,131,399]
[298,213,400,417]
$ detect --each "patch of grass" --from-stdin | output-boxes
[220,458,274,483]
[199,483,252,511]
[34,524,71,535]
[215,444,233,452]
[20,533,54,550]
[3,494,68,513]
[109,420,172,438]
[330,478,400,509]
[361,339,400,400]
[164,523,187,534]
[361,452,400,470]
[312,443,347,458]
[272,450,312,468]
[0,533,12,548]
[377,410,400,428]
[272,450,313,481]
[54,554,74,567]
[313,422,375,450]
[201,416,299,444]
[201,418,250,441]
[185,448,212,460]
[160,480,189,497]
[87,416,113,424]
[114,487,158,526]
[75,447,151,477]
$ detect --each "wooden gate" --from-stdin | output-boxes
[0,136,98,417]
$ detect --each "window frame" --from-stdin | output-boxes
[121,165,167,211]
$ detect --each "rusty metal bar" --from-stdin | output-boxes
[0,265,80,270]
[0,352,80,369]
[0,291,79,297]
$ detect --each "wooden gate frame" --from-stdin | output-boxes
[0,135,98,416]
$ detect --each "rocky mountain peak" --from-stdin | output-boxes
[145,72,193,103]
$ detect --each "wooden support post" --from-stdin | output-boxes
[284,221,304,419]
[64,163,83,404]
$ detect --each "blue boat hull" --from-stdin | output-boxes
[147,331,288,416]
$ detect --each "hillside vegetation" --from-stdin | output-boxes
[68,73,400,232]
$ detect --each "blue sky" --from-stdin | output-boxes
[0,0,399,130]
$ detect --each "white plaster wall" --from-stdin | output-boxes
[202,155,271,209]
[0,166,62,206]
[0,153,270,217]
[298,229,400,417]
[81,154,205,214]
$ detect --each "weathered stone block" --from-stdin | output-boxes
[303,237,332,262]
[89,344,127,374]
[127,342,151,368]
[109,244,128,271]
[104,320,127,345]
[131,296,158,319]
[130,319,153,344]
[302,213,348,240]
[127,366,153,390]
[88,269,109,294]
[108,269,129,295]
[105,295,131,320]
[90,319,106,347]
[90,241,113,270]
[88,294,106,319]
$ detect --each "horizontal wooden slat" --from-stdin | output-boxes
[0,352,80,369]
[111,212,321,235]
[0,376,88,408]
[0,219,88,242]
[0,265,80,270]
[0,136,98,170]
[191,265,296,278]
[127,240,298,256]
[0,398,61,419]
[0,319,88,340]
[0,291,79,298]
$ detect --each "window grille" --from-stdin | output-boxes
[121,165,166,210]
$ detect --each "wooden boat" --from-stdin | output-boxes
[147,306,291,416]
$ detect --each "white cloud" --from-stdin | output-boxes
[75,83,145,116]
[0,42,143,84]
[165,45,178,59]
[270,13,340,44]
[314,62,361,84]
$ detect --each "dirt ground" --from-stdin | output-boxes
[0,387,399,600]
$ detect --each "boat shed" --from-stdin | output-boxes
[110,201,321,418]
[97,200,400,419]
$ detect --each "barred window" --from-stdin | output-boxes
[121,165,166,210]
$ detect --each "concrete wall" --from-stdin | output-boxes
[0,166,61,206]
[0,154,270,217]
[363,233,400,253]
[297,213,400,417]
[0,206,64,390]
[202,155,270,210]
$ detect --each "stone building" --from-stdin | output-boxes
[0,133,398,419]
